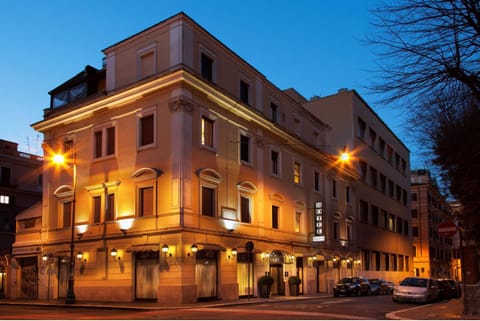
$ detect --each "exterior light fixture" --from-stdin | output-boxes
[76,224,88,239]
[110,248,118,259]
[231,247,237,256]
[162,244,169,254]
[76,251,84,261]
[42,254,48,262]
[191,244,198,253]
[117,218,134,235]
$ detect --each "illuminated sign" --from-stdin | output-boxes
[313,201,325,242]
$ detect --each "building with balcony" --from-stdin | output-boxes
[11,13,358,304]
[410,169,454,278]
[303,89,413,284]
[0,139,42,298]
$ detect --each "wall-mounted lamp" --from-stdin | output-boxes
[76,224,88,240]
[110,248,120,260]
[42,253,48,263]
[227,228,234,233]
[76,251,84,261]
[227,247,238,261]
[162,244,169,256]
[117,218,134,236]
[231,247,237,256]
[262,253,270,262]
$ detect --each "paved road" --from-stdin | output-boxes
[0,295,449,320]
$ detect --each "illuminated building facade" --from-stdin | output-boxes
[11,13,358,303]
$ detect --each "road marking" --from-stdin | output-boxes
[189,307,371,320]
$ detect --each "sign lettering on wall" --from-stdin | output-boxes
[312,201,325,242]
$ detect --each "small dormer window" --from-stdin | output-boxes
[52,83,87,108]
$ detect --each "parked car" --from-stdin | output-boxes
[392,277,439,304]
[333,277,371,297]
[437,279,462,299]
[369,278,391,295]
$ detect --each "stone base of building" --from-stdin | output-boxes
[158,285,197,305]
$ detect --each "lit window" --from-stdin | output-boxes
[0,195,10,204]
[295,211,302,233]
[293,162,301,184]
[201,116,214,148]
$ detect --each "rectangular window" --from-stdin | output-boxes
[380,174,386,193]
[140,114,154,147]
[202,186,215,217]
[0,167,11,185]
[93,196,101,223]
[404,220,409,236]
[371,205,379,226]
[357,117,366,139]
[106,127,115,156]
[388,214,395,231]
[201,116,214,148]
[370,167,378,189]
[347,224,352,242]
[396,185,402,202]
[240,134,250,163]
[333,221,339,240]
[240,196,251,223]
[105,193,115,221]
[295,211,301,233]
[382,210,388,229]
[270,102,278,123]
[345,186,351,204]
[139,187,153,217]
[412,209,417,218]
[388,180,394,198]
[0,195,10,204]
[384,253,390,271]
[369,128,377,148]
[412,226,419,237]
[396,217,403,234]
[271,150,279,176]
[378,138,386,157]
[363,251,371,270]
[293,162,301,184]
[359,161,367,181]
[240,80,249,104]
[94,131,102,158]
[375,251,381,271]
[63,201,72,228]
[272,205,279,229]
[332,180,337,198]
[201,53,213,82]
[402,189,408,206]
[360,200,369,223]
[314,171,320,192]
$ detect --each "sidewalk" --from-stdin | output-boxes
[2,295,479,319]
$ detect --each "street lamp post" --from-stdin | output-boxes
[53,144,77,304]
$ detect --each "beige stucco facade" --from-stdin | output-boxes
[11,13,360,304]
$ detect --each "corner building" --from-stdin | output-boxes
[13,13,358,303]
[304,90,412,284]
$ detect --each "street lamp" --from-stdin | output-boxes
[52,143,77,304]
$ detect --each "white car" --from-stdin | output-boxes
[392,277,439,303]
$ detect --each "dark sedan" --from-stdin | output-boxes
[333,277,371,297]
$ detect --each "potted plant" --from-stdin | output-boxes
[288,275,302,296]
[257,275,274,298]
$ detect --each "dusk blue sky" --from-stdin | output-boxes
[1,1,422,168]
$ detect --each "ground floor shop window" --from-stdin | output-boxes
[135,251,159,301]
[196,250,217,301]
[237,252,254,297]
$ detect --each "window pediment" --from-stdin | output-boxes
[53,185,73,198]
[237,180,257,193]
[197,168,223,184]
[132,168,162,182]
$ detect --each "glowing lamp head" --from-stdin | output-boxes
[340,152,350,162]
[52,154,66,165]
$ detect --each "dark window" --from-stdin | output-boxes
[105,193,115,221]
[346,186,351,203]
[0,167,11,185]
[140,114,154,146]
[369,128,377,148]
[314,171,320,191]
[270,102,278,123]
[382,210,388,229]
[371,205,379,226]
[240,134,250,163]
[404,220,409,236]
[374,251,381,271]
[272,205,279,229]
[106,127,115,156]
[201,53,213,82]
[241,196,251,223]
[384,253,390,271]
[93,196,101,223]
[378,138,386,156]
[388,180,394,198]
[370,167,378,189]
[412,226,419,237]
[359,161,367,181]
[357,118,366,139]
[94,131,102,158]
[271,150,279,175]
[396,217,403,234]
[201,116,214,148]
[360,200,369,223]
[63,201,72,228]
[332,180,337,198]
[379,174,386,193]
[139,187,153,217]
[411,193,417,201]
[412,209,418,218]
[333,221,339,240]
[240,80,249,104]
[201,186,215,217]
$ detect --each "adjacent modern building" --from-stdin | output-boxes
[303,90,413,284]
[410,169,454,278]
[11,13,362,304]
[0,139,42,298]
